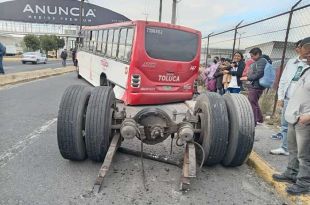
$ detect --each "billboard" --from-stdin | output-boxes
[0,0,130,26]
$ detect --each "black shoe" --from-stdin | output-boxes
[286,184,310,195]
[272,173,296,184]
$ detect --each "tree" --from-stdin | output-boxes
[51,36,65,58]
[57,38,65,50]
[39,35,57,56]
[23,34,40,51]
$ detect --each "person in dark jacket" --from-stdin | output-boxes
[214,58,226,95]
[247,47,267,126]
[60,49,68,67]
[223,51,245,93]
[0,42,6,74]
[72,48,77,66]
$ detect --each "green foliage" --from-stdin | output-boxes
[57,38,65,49]
[39,35,58,54]
[23,34,40,51]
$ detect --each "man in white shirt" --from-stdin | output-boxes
[270,40,304,156]
[273,37,310,195]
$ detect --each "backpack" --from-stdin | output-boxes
[259,59,275,88]
[61,51,67,59]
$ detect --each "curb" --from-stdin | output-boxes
[247,152,310,205]
[0,66,76,87]
[3,58,59,62]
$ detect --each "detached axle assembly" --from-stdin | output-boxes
[57,85,255,193]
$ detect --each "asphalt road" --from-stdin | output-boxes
[3,59,73,74]
[0,73,282,205]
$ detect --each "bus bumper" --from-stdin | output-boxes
[125,92,194,105]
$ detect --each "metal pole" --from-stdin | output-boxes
[232,20,243,58]
[172,0,177,24]
[159,0,163,22]
[206,32,213,66]
[272,0,302,116]
[78,0,85,44]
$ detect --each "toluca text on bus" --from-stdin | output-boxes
[77,20,201,105]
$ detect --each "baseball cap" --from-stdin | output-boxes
[300,37,310,47]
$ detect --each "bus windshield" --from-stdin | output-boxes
[145,27,198,62]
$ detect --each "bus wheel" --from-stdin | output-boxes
[194,92,229,166]
[222,94,255,167]
[76,66,82,79]
[57,85,92,161]
[85,86,116,162]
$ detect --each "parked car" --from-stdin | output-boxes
[21,52,47,64]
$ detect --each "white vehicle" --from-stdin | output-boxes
[21,52,47,64]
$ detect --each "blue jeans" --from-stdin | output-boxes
[0,58,4,74]
[227,87,241,94]
[280,99,289,151]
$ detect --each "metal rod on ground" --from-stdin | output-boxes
[118,147,182,167]
[232,20,243,59]
[272,0,302,116]
[93,134,121,193]
[159,0,163,22]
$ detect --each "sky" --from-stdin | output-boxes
[0,0,309,48]
[84,0,310,37]
[0,0,308,37]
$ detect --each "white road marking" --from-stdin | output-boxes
[0,118,57,168]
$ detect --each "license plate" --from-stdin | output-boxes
[163,86,172,90]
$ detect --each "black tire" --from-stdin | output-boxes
[22,61,26,64]
[77,68,82,79]
[85,86,115,162]
[57,85,92,161]
[222,94,255,167]
[194,92,229,166]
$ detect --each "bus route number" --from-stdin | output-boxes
[146,28,163,35]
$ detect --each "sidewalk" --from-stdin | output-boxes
[254,124,286,172]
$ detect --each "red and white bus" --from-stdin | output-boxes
[77,20,201,105]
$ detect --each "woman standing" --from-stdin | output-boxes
[224,52,245,93]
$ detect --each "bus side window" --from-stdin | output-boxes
[84,31,89,50]
[125,28,134,62]
[118,28,127,61]
[91,30,98,53]
[101,30,108,55]
[88,31,93,51]
[96,30,103,53]
[106,29,114,57]
[112,29,120,58]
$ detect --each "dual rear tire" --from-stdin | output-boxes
[194,92,255,167]
[57,85,115,162]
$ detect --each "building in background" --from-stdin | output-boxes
[245,41,296,61]
[0,0,130,56]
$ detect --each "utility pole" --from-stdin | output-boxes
[78,0,85,45]
[159,0,163,22]
[171,0,177,24]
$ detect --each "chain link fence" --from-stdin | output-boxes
[202,0,310,64]
[200,0,310,117]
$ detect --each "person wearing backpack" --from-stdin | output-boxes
[60,49,68,67]
[247,47,267,126]
[0,42,6,74]
[272,37,310,195]
[270,40,303,156]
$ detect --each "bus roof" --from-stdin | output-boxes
[82,20,201,35]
